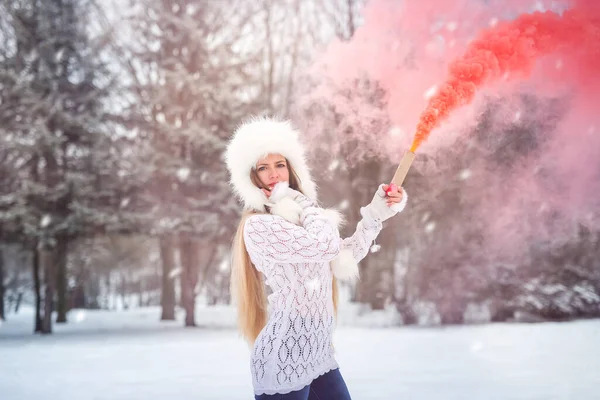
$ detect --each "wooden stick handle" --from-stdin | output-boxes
[390,151,416,187]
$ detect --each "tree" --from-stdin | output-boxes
[0,247,4,321]
[0,0,123,333]
[117,0,263,325]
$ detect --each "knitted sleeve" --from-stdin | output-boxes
[244,207,341,264]
[340,217,383,264]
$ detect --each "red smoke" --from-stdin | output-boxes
[411,5,600,152]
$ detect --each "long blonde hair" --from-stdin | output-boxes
[230,161,339,345]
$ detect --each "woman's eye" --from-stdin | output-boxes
[258,167,266,171]
[277,164,286,168]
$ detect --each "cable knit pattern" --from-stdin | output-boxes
[243,208,382,395]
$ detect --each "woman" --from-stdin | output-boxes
[225,116,407,399]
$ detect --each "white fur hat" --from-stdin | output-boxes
[225,116,318,212]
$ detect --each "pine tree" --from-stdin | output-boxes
[119,0,264,325]
[0,0,122,333]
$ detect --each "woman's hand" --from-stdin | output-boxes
[360,183,408,223]
[264,182,314,209]
[382,183,404,207]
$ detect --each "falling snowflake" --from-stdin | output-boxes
[424,85,437,100]
[74,310,87,323]
[388,126,403,137]
[55,48,65,62]
[425,222,436,233]
[458,169,472,181]
[169,267,182,279]
[40,215,52,228]
[446,22,458,32]
[489,18,498,27]
[177,167,191,182]
[328,160,340,172]
[513,111,521,122]
[370,244,381,253]
[218,259,229,272]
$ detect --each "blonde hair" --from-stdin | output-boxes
[230,161,339,345]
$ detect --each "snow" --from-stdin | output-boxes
[176,167,190,182]
[514,111,522,122]
[40,214,52,227]
[424,85,437,100]
[1,307,599,400]
[446,22,458,32]
[425,221,436,233]
[388,126,403,137]
[458,168,472,180]
[168,267,182,278]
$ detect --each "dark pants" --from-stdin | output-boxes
[254,368,352,400]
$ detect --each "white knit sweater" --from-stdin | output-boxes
[243,205,382,395]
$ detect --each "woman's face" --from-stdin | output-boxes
[255,153,289,190]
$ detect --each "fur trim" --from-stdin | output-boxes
[225,116,317,212]
[322,209,358,282]
[269,197,303,225]
[268,181,293,204]
[331,248,360,282]
[321,208,345,229]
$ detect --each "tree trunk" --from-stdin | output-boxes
[263,0,274,111]
[55,237,68,323]
[15,293,23,313]
[0,246,5,321]
[179,235,199,327]
[137,280,143,308]
[346,0,356,38]
[159,235,176,320]
[33,245,43,333]
[349,158,382,305]
[120,272,128,310]
[42,248,56,334]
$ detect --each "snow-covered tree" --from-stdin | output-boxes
[0,0,125,333]
[116,0,267,326]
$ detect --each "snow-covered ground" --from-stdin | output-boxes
[1,307,599,400]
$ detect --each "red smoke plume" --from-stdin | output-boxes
[411,5,600,152]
